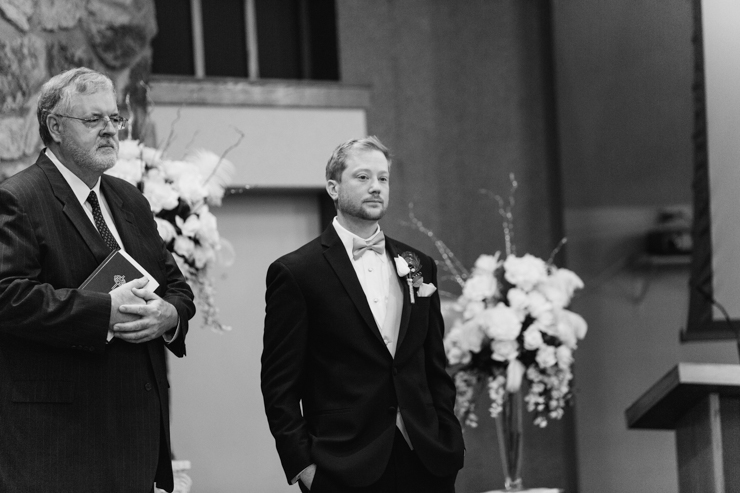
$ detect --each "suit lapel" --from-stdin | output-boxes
[385,238,412,350]
[100,177,137,252]
[37,154,110,264]
[321,226,386,345]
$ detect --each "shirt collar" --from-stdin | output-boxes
[332,217,383,261]
[45,148,102,205]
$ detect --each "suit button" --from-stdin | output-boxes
[145,383,153,391]
[392,368,398,376]
[388,406,396,414]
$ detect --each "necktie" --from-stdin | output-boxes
[87,190,120,251]
[352,232,385,260]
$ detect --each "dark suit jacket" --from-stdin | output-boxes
[261,225,464,488]
[0,152,195,493]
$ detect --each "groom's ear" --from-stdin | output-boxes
[326,180,339,201]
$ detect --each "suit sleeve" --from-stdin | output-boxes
[424,259,465,453]
[260,260,313,484]
[0,186,110,351]
[159,243,195,358]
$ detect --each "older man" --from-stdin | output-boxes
[0,67,195,492]
[261,136,464,493]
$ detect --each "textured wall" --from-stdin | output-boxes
[0,0,156,179]
[337,1,576,491]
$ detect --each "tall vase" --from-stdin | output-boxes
[495,389,524,491]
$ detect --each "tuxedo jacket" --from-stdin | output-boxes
[0,153,195,493]
[261,225,464,488]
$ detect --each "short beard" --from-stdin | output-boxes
[336,192,387,222]
[61,134,117,175]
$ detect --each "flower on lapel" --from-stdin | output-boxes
[397,251,423,303]
[417,282,437,297]
[394,256,410,276]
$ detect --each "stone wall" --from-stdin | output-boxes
[0,0,156,179]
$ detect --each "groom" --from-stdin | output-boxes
[261,136,464,492]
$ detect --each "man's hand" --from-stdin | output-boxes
[300,464,317,490]
[113,285,179,343]
[109,277,148,329]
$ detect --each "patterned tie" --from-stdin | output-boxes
[87,190,120,251]
[352,232,386,260]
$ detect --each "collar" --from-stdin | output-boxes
[45,148,102,205]
[332,217,383,261]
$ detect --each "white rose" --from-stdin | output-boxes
[176,214,201,238]
[193,244,216,269]
[491,339,519,362]
[462,273,497,301]
[538,268,584,308]
[174,235,195,259]
[154,217,177,243]
[462,299,485,321]
[473,253,500,274]
[197,208,220,246]
[504,254,548,292]
[106,158,143,185]
[555,309,588,348]
[556,345,574,369]
[527,290,553,320]
[476,303,521,341]
[536,344,557,368]
[522,325,544,350]
[507,287,528,318]
[143,177,179,213]
[117,139,141,160]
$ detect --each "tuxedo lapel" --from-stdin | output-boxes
[37,154,110,264]
[385,238,412,350]
[321,226,386,345]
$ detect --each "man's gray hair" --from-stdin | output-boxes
[37,67,116,146]
[325,136,391,182]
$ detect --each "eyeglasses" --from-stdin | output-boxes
[51,113,129,131]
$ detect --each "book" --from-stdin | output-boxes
[79,249,160,293]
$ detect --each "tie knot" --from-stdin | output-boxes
[87,190,100,207]
[352,232,386,260]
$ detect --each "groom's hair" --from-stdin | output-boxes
[325,136,392,182]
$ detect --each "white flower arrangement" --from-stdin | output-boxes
[444,252,586,428]
[407,175,587,428]
[106,138,235,332]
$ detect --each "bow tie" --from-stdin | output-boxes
[352,232,386,260]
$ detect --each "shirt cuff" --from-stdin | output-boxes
[163,318,180,344]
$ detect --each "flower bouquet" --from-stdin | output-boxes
[444,251,586,428]
[105,138,234,332]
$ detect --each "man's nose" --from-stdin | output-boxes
[100,118,118,136]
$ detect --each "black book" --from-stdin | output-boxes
[79,249,160,293]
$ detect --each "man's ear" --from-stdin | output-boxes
[326,180,339,201]
[46,114,63,144]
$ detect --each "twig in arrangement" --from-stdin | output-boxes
[184,130,201,154]
[203,127,245,186]
[160,106,183,156]
[547,238,567,266]
[480,173,518,257]
[403,203,469,288]
[124,94,133,141]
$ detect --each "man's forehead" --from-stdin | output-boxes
[68,89,117,110]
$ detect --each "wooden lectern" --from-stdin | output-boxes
[626,363,740,493]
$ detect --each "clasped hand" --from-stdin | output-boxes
[109,277,178,343]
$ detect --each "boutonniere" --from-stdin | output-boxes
[394,252,423,303]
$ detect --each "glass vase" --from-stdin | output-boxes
[495,389,524,491]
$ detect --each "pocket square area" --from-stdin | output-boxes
[417,282,437,297]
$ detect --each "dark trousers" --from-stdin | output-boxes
[299,429,457,493]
